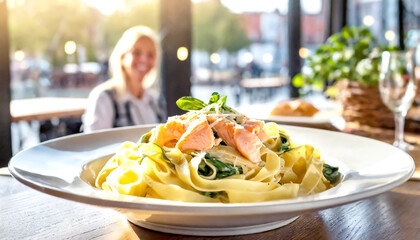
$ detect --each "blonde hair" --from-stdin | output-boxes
[108,25,161,96]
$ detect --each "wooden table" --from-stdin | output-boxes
[10,97,87,122]
[1,124,420,239]
[9,97,88,154]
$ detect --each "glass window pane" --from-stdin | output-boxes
[404,0,420,48]
[301,0,329,64]
[8,0,159,100]
[347,0,399,45]
[8,0,159,150]
[191,0,290,107]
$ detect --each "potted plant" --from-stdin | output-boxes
[293,26,398,128]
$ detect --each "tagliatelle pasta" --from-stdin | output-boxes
[95,93,340,203]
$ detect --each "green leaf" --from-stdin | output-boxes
[313,80,324,91]
[219,96,234,112]
[217,95,227,107]
[198,153,243,179]
[176,96,207,111]
[342,26,350,39]
[202,191,224,198]
[323,163,340,184]
[278,134,292,152]
[140,132,152,143]
[208,92,220,104]
[152,143,171,160]
[292,74,304,87]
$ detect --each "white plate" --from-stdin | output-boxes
[8,125,414,236]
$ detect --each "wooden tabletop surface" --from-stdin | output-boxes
[10,97,87,122]
[1,123,420,239]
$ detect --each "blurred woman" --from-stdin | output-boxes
[83,26,166,133]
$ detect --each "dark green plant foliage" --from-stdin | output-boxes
[292,26,398,94]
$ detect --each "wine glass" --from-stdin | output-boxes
[379,51,418,151]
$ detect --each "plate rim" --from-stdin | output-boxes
[8,125,415,215]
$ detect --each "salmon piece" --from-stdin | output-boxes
[208,117,236,147]
[150,118,186,148]
[176,118,215,151]
[243,120,270,142]
[207,115,262,164]
[234,126,262,163]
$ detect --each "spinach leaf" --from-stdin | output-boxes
[278,134,292,152]
[323,163,340,184]
[140,132,152,143]
[202,191,224,199]
[176,96,207,111]
[152,143,171,161]
[198,159,212,176]
[198,153,243,179]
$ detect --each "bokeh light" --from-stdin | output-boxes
[64,41,77,55]
[177,47,189,61]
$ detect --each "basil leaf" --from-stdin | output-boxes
[323,163,340,184]
[208,92,220,104]
[214,95,233,112]
[176,96,207,111]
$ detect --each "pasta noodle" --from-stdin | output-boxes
[94,94,339,203]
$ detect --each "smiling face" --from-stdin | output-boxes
[121,36,157,97]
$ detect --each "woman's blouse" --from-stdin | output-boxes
[83,86,165,133]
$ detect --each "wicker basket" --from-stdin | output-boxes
[336,79,394,128]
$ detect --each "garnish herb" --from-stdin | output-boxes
[140,132,152,143]
[198,153,243,179]
[278,134,292,152]
[323,163,340,184]
[219,96,233,112]
[176,96,207,111]
[202,191,224,199]
[142,143,176,171]
[176,92,234,113]
[152,143,171,161]
[208,92,220,104]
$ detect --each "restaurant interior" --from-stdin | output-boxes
[1,0,420,239]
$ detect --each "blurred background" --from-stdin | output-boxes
[1,0,420,166]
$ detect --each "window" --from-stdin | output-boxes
[191,0,290,107]
[8,0,160,100]
[347,0,399,45]
[7,0,160,151]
